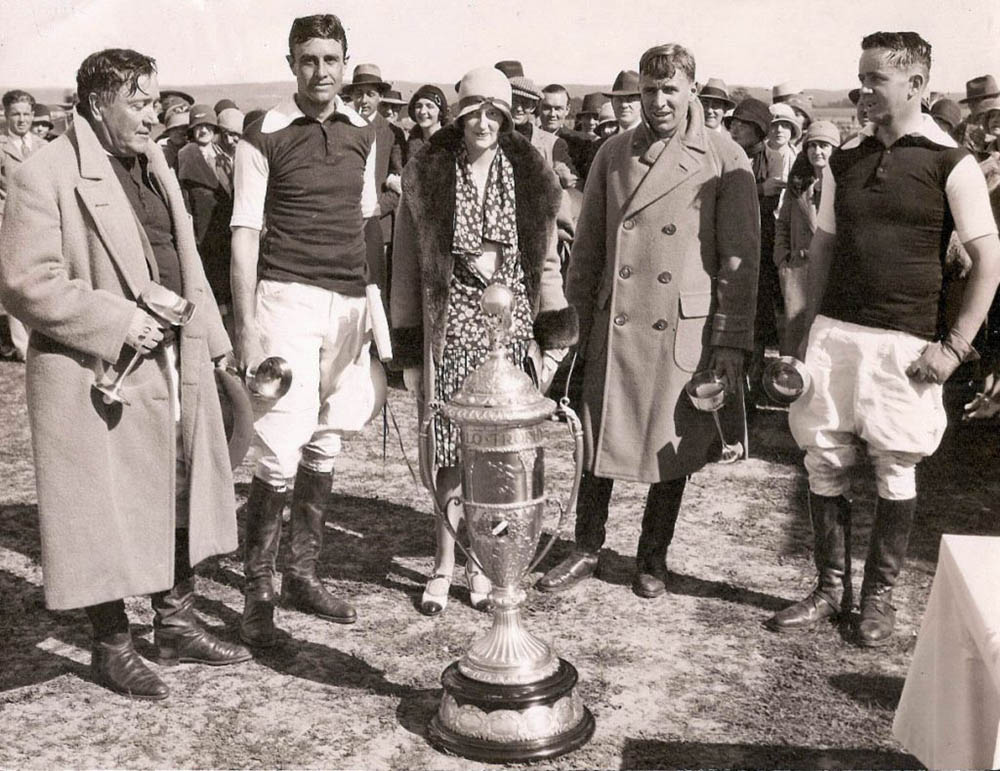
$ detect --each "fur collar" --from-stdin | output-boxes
[400,124,563,360]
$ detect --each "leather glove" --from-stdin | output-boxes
[709,346,745,394]
[124,308,165,355]
[906,329,977,385]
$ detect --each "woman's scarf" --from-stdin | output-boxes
[452,143,518,255]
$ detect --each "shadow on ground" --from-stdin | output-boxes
[619,737,920,770]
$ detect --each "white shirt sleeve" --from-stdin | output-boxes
[816,163,837,234]
[230,138,269,231]
[360,140,377,219]
[946,154,999,244]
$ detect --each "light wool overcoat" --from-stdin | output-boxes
[0,113,236,609]
[569,100,760,483]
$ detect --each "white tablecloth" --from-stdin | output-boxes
[893,534,1000,770]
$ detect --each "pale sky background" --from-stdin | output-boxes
[1,0,998,93]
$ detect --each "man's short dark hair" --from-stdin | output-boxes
[288,14,348,58]
[76,49,157,121]
[3,90,36,112]
[542,84,569,100]
[861,31,932,75]
[639,44,696,84]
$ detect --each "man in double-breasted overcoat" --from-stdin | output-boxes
[0,48,250,701]
[538,43,760,599]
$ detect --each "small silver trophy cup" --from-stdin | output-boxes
[93,284,195,405]
[227,356,294,400]
[420,284,595,762]
[685,369,744,464]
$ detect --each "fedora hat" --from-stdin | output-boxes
[959,75,1000,105]
[187,104,218,130]
[772,80,802,103]
[698,78,735,108]
[578,92,607,117]
[163,108,190,131]
[160,89,194,107]
[346,63,391,94]
[603,70,640,98]
[455,66,513,128]
[495,60,525,79]
[32,103,54,128]
[382,89,406,106]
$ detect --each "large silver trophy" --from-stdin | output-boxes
[419,284,595,762]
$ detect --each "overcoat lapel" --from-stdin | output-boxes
[72,120,153,299]
[623,109,707,219]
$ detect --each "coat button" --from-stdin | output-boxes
[653,319,668,331]
[662,223,677,235]
[614,313,629,326]
[619,265,632,279]
[657,271,672,284]
[623,219,635,231]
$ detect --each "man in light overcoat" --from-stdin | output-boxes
[538,43,760,599]
[0,48,250,701]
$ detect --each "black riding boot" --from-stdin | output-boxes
[240,477,287,647]
[536,472,613,593]
[633,477,686,598]
[153,529,252,666]
[86,599,169,700]
[767,493,852,632]
[282,465,357,623]
[857,496,917,647]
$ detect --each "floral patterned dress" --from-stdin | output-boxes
[433,144,534,467]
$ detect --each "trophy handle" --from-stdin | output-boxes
[527,397,585,574]
[417,400,486,574]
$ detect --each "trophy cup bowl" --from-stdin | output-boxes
[685,369,743,464]
[762,356,811,405]
[245,356,293,400]
[419,285,595,762]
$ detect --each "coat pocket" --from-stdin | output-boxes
[673,291,712,373]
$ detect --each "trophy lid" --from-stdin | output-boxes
[442,349,556,426]
[440,284,556,426]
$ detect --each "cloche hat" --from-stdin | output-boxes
[455,67,513,129]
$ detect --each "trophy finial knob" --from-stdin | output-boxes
[481,283,514,350]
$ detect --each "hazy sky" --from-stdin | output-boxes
[2,0,998,93]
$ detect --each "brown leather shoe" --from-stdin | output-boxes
[632,570,668,599]
[857,590,896,647]
[92,633,169,700]
[536,551,599,593]
[766,589,840,633]
[283,575,357,624]
[154,581,253,666]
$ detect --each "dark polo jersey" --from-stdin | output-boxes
[817,117,996,340]
[231,96,377,296]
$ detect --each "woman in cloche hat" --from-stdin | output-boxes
[405,84,449,165]
[390,67,577,617]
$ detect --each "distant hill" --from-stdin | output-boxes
[8,80,965,113]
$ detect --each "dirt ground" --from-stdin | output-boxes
[1,356,997,770]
